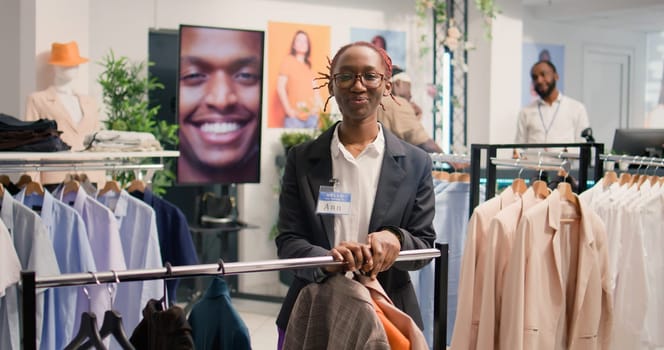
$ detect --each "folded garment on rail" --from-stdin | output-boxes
[0,113,70,151]
[84,130,163,152]
[0,112,58,132]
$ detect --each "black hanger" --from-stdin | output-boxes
[64,312,106,350]
[80,271,135,350]
[64,272,107,350]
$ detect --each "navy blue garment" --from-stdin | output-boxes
[187,277,251,350]
[130,189,198,302]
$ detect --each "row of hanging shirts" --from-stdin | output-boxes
[409,154,473,346]
[450,156,613,350]
[0,172,165,350]
[580,155,664,350]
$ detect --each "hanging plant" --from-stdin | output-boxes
[416,0,497,68]
[97,50,178,196]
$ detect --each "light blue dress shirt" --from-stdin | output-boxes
[410,179,450,348]
[55,185,127,349]
[16,189,97,350]
[434,181,470,346]
[96,190,163,337]
[0,193,60,350]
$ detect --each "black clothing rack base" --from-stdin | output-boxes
[21,244,449,350]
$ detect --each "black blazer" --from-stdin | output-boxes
[275,122,436,329]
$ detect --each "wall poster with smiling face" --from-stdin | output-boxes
[177,25,265,184]
[267,21,331,129]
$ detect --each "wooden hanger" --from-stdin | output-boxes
[602,170,618,188]
[63,179,80,196]
[126,179,146,193]
[98,180,121,196]
[25,181,45,196]
[432,170,450,182]
[511,177,528,195]
[0,183,5,198]
[618,172,632,186]
[16,174,32,189]
[457,173,470,183]
[448,172,460,182]
[0,175,10,186]
[557,181,580,223]
[531,179,550,199]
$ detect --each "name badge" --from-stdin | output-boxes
[316,186,351,215]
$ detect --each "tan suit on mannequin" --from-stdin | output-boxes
[24,41,104,185]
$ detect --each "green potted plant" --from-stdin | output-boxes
[97,50,178,195]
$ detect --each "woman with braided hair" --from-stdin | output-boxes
[275,41,436,348]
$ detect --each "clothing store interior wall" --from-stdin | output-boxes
[1,0,663,297]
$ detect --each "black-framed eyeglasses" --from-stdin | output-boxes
[333,72,385,89]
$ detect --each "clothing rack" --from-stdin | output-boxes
[490,157,572,173]
[21,244,449,350]
[430,153,471,164]
[469,143,604,212]
[0,150,178,183]
[518,149,581,160]
[0,163,164,174]
[599,154,664,168]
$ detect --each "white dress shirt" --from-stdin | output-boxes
[0,194,60,350]
[515,93,590,145]
[0,220,20,297]
[96,190,163,337]
[330,123,385,246]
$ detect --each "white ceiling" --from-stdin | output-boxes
[523,0,664,33]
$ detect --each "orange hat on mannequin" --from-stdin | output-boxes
[48,41,88,66]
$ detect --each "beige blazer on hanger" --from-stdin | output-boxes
[450,186,520,350]
[475,188,543,350]
[25,86,104,185]
[499,190,613,350]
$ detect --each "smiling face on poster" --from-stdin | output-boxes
[350,28,406,69]
[177,25,265,184]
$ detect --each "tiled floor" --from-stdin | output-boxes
[232,298,280,349]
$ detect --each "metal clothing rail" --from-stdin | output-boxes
[470,143,604,213]
[21,244,449,350]
[430,153,471,164]
[490,157,572,173]
[0,163,164,174]
[519,149,581,160]
[599,154,664,168]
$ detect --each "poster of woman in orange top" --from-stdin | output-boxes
[267,22,330,129]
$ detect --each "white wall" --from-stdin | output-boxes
[466,0,524,159]
[0,0,22,117]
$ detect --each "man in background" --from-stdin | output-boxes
[515,60,590,146]
[391,66,423,120]
[377,66,443,154]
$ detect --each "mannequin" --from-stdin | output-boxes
[25,41,104,185]
[53,65,84,124]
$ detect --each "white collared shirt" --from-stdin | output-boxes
[330,123,385,246]
[515,93,590,144]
